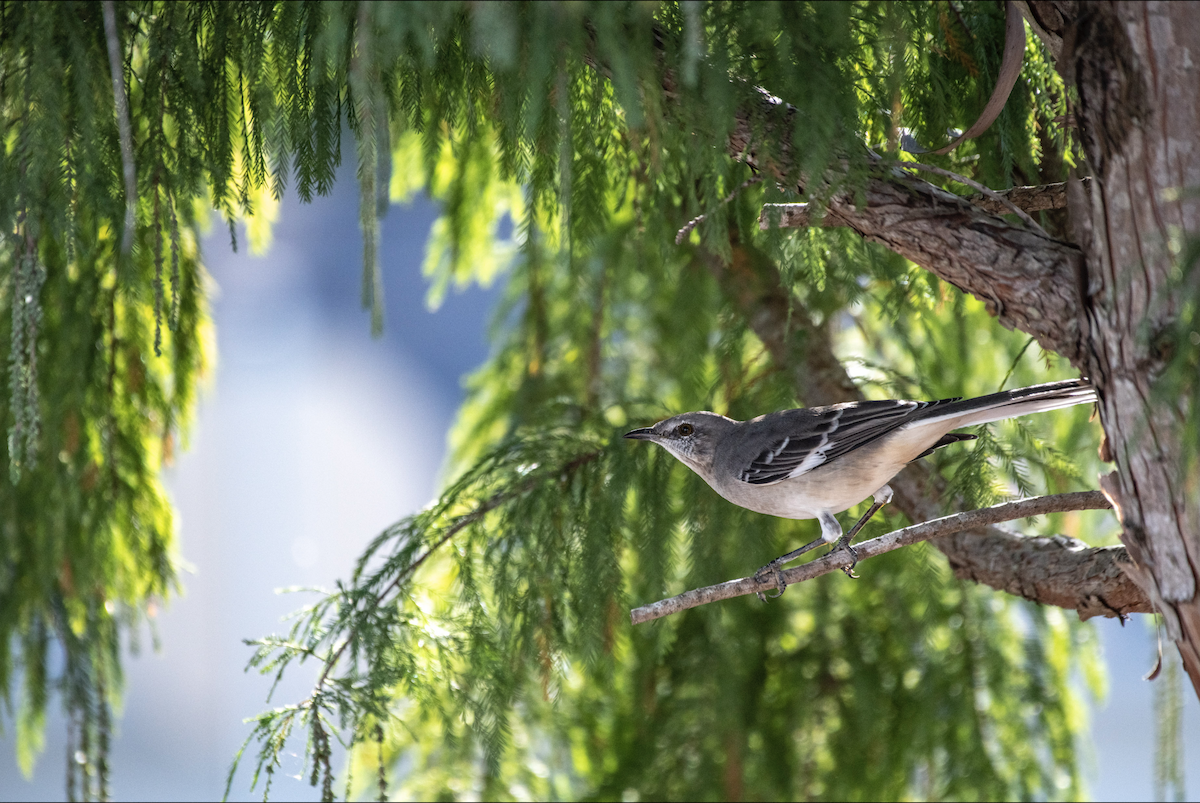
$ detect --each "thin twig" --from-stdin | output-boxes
[308,451,602,697]
[675,175,764,244]
[901,162,1049,236]
[758,202,812,230]
[102,1,137,255]
[308,490,515,696]
[630,490,1111,625]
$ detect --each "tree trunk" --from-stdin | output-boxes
[1053,0,1200,695]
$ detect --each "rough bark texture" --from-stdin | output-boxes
[944,531,1150,620]
[734,121,1088,367]
[1016,1,1066,61]
[969,179,1075,214]
[1053,1,1200,695]
[700,238,1150,620]
[763,179,1079,226]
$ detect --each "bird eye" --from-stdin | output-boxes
[676,423,694,437]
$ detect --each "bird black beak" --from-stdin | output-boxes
[623,427,655,440]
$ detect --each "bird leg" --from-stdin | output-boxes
[828,484,893,578]
[754,510,844,601]
[754,485,894,599]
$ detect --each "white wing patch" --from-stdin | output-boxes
[737,409,844,484]
[787,433,833,478]
[761,436,789,464]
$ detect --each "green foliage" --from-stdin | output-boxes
[0,1,1118,800]
[0,1,224,790]
[240,210,1104,799]
[1154,618,1186,803]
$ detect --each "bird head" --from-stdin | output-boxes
[624,411,735,478]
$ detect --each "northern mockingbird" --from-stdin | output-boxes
[624,379,1096,595]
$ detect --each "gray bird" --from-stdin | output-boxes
[624,379,1096,595]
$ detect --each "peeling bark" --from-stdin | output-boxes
[824,179,1084,362]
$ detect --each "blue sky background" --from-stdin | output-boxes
[1,164,1197,801]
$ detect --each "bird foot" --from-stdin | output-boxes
[754,561,787,601]
[828,542,860,579]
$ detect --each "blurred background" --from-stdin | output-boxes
[2,165,1197,801]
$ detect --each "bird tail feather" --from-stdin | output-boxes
[916,379,1096,429]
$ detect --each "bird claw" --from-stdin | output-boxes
[830,543,860,579]
[754,561,787,601]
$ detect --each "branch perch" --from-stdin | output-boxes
[631,491,1121,625]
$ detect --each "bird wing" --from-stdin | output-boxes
[737,398,957,485]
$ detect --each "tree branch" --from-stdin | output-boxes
[829,174,1083,364]
[968,179,1080,214]
[631,491,1144,625]
[102,0,136,256]
[729,99,1088,366]
[676,175,763,244]
[310,449,602,699]
[760,179,1086,228]
[900,162,1048,235]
